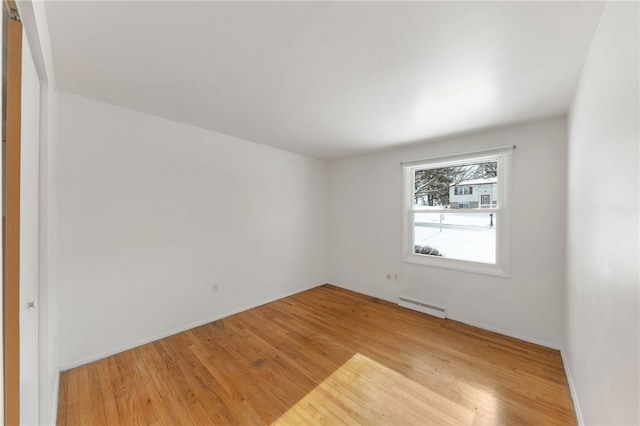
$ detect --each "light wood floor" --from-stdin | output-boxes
[57,284,576,425]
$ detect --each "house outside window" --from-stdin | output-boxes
[401,146,514,276]
[450,178,497,209]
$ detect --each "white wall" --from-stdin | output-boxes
[56,92,328,368]
[328,117,567,347]
[566,2,639,425]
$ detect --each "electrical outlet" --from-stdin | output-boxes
[212,284,219,293]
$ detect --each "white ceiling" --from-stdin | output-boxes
[44,1,606,159]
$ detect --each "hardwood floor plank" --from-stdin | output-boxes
[57,285,576,425]
[139,342,199,425]
[154,338,215,425]
[56,371,69,425]
[188,336,266,424]
[95,359,120,426]
[131,345,188,425]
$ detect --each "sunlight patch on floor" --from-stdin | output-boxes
[272,352,497,425]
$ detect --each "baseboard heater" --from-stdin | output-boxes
[398,297,446,319]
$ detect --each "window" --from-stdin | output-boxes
[454,186,472,195]
[402,146,514,276]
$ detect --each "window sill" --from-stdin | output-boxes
[402,254,511,278]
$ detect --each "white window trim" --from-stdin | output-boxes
[401,146,514,277]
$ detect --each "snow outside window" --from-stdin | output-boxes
[401,146,513,277]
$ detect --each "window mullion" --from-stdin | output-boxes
[410,208,500,214]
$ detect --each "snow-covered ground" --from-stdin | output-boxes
[414,213,496,264]
[415,212,496,228]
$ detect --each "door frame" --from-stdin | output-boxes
[4,11,23,426]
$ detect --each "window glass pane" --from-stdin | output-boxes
[413,213,497,264]
[414,161,498,208]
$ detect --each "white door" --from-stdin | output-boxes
[20,29,40,426]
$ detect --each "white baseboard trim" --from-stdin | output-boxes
[560,348,584,426]
[445,313,561,350]
[328,282,398,305]
[59,282,324,371]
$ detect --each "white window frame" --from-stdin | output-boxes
[401,146,514,277]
